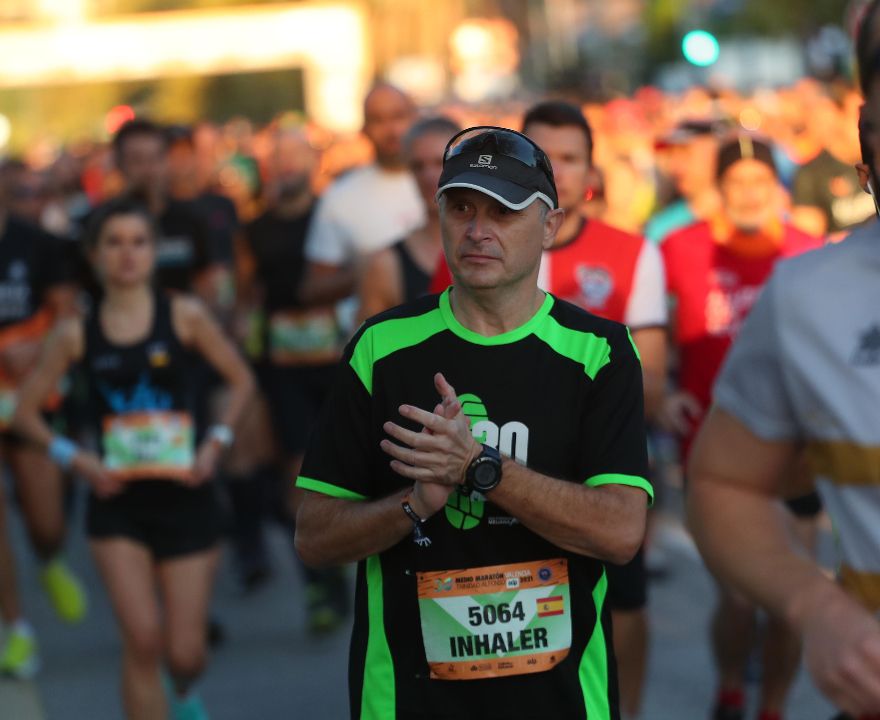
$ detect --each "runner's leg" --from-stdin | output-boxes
[91,538,165,720]
[9,443,86,623]
[711,586,756,717]
[0,461,22,624]
[158,546,221,696]
[8,444,66,560]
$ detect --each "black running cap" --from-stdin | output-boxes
[716,135,777,179]
[436,126,558,210]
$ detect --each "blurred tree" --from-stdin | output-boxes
[714,0,844,36]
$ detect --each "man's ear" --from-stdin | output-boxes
[542,208,565,250]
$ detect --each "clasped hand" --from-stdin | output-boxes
[380,372,481,516]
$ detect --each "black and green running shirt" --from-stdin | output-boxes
[296,288,652,720]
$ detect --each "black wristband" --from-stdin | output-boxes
[402,500,425,525]
[402,495,431,547]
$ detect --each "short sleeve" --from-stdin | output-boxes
[623,241,667,329]
[296,337,375,500]
[304,191,351,266]
[713,272,800,441]
[580,325,653,502]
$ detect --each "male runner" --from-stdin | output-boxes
[295,126,652,719]
[663,136,821,720]
[689,6,880,718]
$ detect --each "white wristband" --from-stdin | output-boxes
[207,424,234,448]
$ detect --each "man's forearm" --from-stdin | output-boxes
[488,459,646,564]
[688,478,832,628]
[294,489,414,567]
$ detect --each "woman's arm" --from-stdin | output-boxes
[173,296,256,482]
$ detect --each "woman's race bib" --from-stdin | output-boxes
[417,559,571,681]
[102,411,194,481]
[268,309,340,366]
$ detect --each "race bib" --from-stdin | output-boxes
[102,411,194,481]
[268,309,340,365]
[417,559,571,681]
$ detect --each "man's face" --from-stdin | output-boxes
[363,87,416,167]
[117,133,167,194]
[270,132,317,198]
[667,135,718,199]
[523,123,590,213]
[720,159,779,233]
[166,141,197,192]
[407,132,448,209]
[8,169,47,224]
[439,188,561,291]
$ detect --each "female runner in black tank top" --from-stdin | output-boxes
[13,199,254,719]
[357,117,459,322]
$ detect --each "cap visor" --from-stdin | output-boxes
[436,171,554,210]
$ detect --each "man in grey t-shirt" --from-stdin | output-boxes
[688,15,880,712]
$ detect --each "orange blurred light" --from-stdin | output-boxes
[105,105,136,135]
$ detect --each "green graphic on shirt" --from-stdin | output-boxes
[459,394,489,442]
[446,490,485,530]
[445,393,488,530]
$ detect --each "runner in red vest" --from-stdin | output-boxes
[662,135,822,720]
[432,101,667,719]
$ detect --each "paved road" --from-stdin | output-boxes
[2,486,836,720]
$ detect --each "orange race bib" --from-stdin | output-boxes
[102,411,194,481]
[417,559,571,681]
[267,308,341,366]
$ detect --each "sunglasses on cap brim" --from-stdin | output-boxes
[443,126,556,187]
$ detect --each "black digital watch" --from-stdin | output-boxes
[463,444,503,494]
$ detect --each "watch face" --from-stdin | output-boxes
[474,460,498,487]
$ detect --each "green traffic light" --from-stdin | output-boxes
[682,30,720,67]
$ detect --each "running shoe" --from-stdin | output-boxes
[40,558,87,623]
[170,692,209,720]
[0,627,40,680]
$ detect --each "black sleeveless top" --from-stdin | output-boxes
[392,240,431,303]
[84,292,197,480]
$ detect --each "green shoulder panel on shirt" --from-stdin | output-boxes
[295,476,368,501]
[625,327,642,364]
[586,473,654,506]
[532,314,612,381]
[349,309,448,394]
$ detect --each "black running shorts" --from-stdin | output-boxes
[87,480,222,560]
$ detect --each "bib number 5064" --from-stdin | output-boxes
[467,601,526,627]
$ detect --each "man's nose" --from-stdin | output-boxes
[466,210,493,240]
